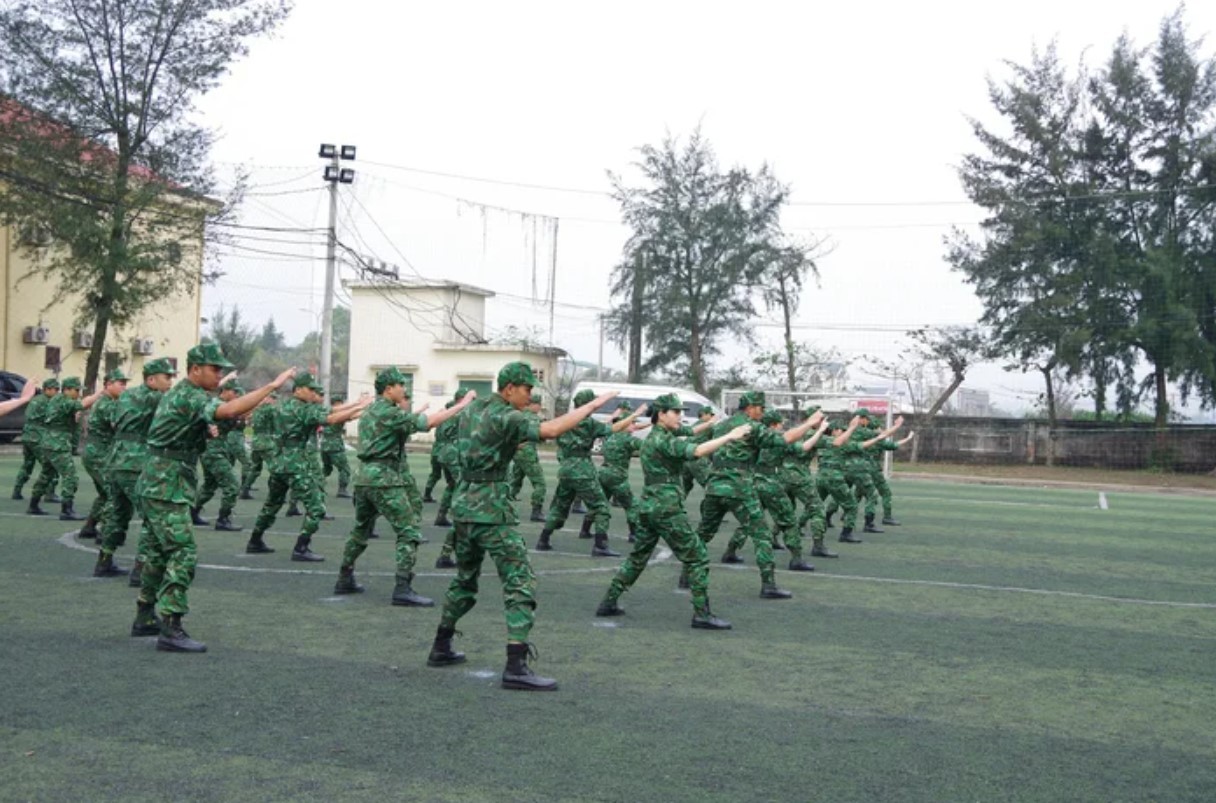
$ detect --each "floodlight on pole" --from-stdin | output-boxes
[319,144,337,158]
[318,143,356,403]
[340,145,357,161]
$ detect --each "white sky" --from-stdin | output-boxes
[198,0,1216,419]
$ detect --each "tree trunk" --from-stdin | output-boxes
[779,277,796,392]
[690,321,705,395]
[924,372,965,418]
[84,311,112,393]
[86,147,131,390]
[1153,364,1168,428]
[1040,365,1057,467]
[627,252,644,383]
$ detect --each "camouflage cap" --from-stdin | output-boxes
[61,376,82,390]
[738,390,766,409]
[497,361,537,389]
[142,358,177,377]
[612,400,633,421]
[43,378,60,389]
[292,371,323,393]
[761,409,783,426]
[529,392,543,405]
[699,405,716,417]
[331,394,346,404]
[653,393,686,412]
[186,342,235,370]
[830,418,848,431]
[573,388,596,408]
[220,379,245,394]
[454,387,469,401]
[802,404,821,416]
[855,407,872,418]
[104,369,129,383]
[374,366,409,394]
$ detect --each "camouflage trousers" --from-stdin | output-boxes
[605,507,712,615]
[729,473,802,557]
[229,440,250,488]
[681,458,709,497]
[544,461,610,533]
[436,460,459,520]
[697,486,777,585]
[15,441,55,492]
[342,485,423,581]
[440,521,537,643]
[322,449,351,491]
[101,469,146,556]
[787,474,827,546]
[196,448,239,516]
[869,467,893,518]
[597,467,640,534]
[423,453,443,499]
[253,471,326,539]
[819,470,859,530]
[32,447,77,503]
[508,448,546,508]
[82,449,110,521]
[138,498,197,617]
[240,448,272,494]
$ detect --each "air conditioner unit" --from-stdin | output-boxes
[74,330,94,349]
[132,338,154,356]
[22,325,50,345]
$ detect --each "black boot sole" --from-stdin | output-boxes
[391,596,436,607]
[333,586,365,595]
[591,549,620,558]
[427,653,466,667]
[156,638,207,653]
[93,567,127,578]
[291,552,325,562]
[691,618,732,630]
[130,624,160,637]
[502,677,558,691]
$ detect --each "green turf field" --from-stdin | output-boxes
[1,454,1213,802]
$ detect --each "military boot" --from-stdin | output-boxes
[391,578,434,607]
[839,527,862,544]
[502,642,557,691]
[863,513,884,534]
[46,491,62,504]
[77,517,99,540]
[720,547,744,565]
[578,516,593,539]
[535,529,554,552]
[214,512,243,532]
[825,509,835,528]
[422,491,436,504]
[333,566,365,595]
[190,506,209,526]
[434,552,457,569]
[882,516,902,526]
[691,609,732,630]
[26,495,47,516]
[130,602,160,637]
[59,501,85,521]
[591,533,619,558]
[572,500,587,515]
[595,597,625,617]
[285,501,302,517]
[93,550,126,578]
[810,542,839,558]
[772,536,786,551]
[291,536,324,562]
[11,486,24,501]
[127,560,143,588]
[156,614,207,653]
[238,487,254,500]
[760,583,793,600]
[336,486,352,499]
[787,550,815,572]
[677,567,690,589]
[434,512,452,527]
[529,505,545,523]
[426,626,466,667]
[627,524,637,543]
[245,531,275,554]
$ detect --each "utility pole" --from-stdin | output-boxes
[318,144,356,402]
[597,314,604,381]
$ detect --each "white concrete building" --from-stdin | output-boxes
[344,279,564,437]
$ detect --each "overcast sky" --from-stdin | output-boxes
[198,0,1216,418]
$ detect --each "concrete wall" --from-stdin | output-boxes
[1,223,203,383]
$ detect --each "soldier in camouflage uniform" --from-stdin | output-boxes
[130,344,294,653]
[536,388,645,558]
[722,408,830,571]
[28,377,102,520]
[856,409,916,527]
[426,361,618,691]
[824,415,905,543]
[245,372,368,561]
[693,391,823,599]
[239,397,277,499]
[585,401,649,542]
[680,405,716,497]
[432,388,468,528]
[422,447,444,504]
[79,369,129,541]
[781,408,837,560]
[193,379,245,531]
[508,393,547,522]
[596,393,749,629]
[334,370,474,605]
[12,378,59,501]
[321,393,353,499]
[94,359,177,581]
[227,408,252,496]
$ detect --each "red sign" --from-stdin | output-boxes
[853,399,890,415]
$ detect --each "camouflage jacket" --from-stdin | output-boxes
[84,394,120,459]
[355,398,428,487]
[109,385,165,473]
[320,421,346,454]
[843,428,872,475]
[600,430,642,476]
[225,425,248,459]
[40,395,83,452]
[433,413,461,466]
[250,404,278,453]
[756,432,799,477]
[514,409,541,459]
[817,440,845,475]
[137,379,221,505]
[21,393,50,443]
[451,393,541,525]
[206,412,243,456]
[638,425,698,517]
[555,418,611,479]
[270,397,329,476]
[779,436,817,484]
[704,413,788,498]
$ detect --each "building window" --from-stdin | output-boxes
[44,346,61,371]
[460,379,494,399]
[105,352,121,374]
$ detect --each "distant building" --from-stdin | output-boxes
[344,279,564,434]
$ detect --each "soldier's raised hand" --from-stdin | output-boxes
[271,367,297,389]
[633,403,649,417]
[728,424,752,441]
[18,380,37,401]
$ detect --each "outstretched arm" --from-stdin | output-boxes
[832,416,862,447]
[217,368,297,420]
[801,418,832,452]
[611,403,649,433]
[782,409,825,443]
[694,424,751,458]
[424,391,476,429]
[540,392,619,440]
[863,416,904,448]
[326,395,374,425]
[0,380,38,418]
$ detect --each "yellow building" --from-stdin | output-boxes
[0,221,204,383]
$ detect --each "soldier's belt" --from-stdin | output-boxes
[644,477,681,487]
[463,471,506,483]
[148,446,200,463]
[754,466,780,475]
[714,457,753,468]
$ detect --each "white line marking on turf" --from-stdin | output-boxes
[1098,491,1109,510]
[900,496,1087,511]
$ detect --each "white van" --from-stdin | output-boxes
[572,381,716,435]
